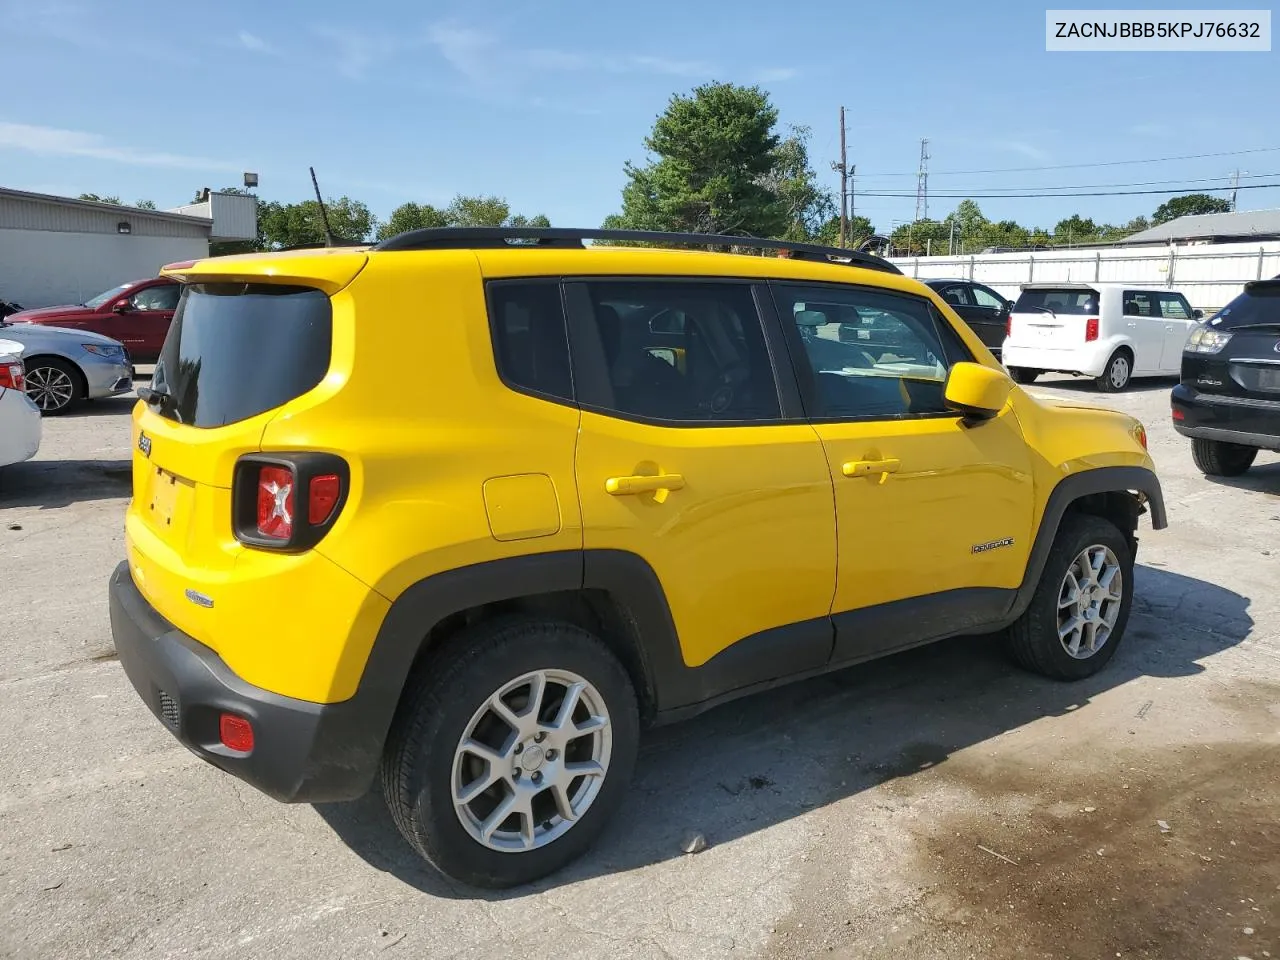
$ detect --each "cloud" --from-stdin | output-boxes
[426,22,499,80]
[313,25,407,80]
[237,30,276,55]
[0,0,97,48]
[0,121,241,172]
[996,140,1052,163]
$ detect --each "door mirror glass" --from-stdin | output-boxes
[944,361,1012,420]
[112,298,132,313]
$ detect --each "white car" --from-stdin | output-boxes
[1001,282,1201,392]
[0,339,42,468]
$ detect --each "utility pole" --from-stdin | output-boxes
[838,106,848,247]
[914,138,930,222]
[1230,169,1241,211]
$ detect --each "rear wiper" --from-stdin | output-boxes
[1027,305,1057,318]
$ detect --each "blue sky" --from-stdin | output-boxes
[2,0,1277,234]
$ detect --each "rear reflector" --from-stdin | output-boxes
[1085,317,1100,342]
[0,361,24,391]
[1172,408,1186,421]
[219,713,254,752]
[308,474,341,525]
[256,465,295,540]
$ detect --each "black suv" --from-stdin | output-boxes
[1172,277,1280,476]
[924,278,1013,357]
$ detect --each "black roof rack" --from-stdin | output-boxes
[372,227,901,274]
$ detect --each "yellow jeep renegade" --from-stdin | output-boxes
[109,228,1166,888]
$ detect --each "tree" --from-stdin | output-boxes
[609,82,788,239]
[135,199,157,210]
[1054,214,1100,245]
[1152,193,1231,224]
[258,197,376,248]
[814,214,874,248]
[760,125,835,242]
[78,193,122,205]
[374,195,551,241]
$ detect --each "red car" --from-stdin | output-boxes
[6,277,180,363]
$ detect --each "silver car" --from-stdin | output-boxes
[0,319,132,414]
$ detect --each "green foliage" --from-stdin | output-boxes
[258,197,376,248]
[609,82,791,240]
[1152,193,1231,224]
[134,199,157,210]
[375,195,550,241]
[78,193,122,205]
[814,214,875,248]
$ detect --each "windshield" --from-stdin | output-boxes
[1013,288,1099,316]
[1208,281,1280,330]
[84,283,136,309]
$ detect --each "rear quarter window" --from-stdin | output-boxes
[152,283,332,428]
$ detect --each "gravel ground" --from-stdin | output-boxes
[1,375,1276,960]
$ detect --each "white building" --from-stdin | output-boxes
[0,188,257,308]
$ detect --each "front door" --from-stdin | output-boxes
[1121,291,1167,375]
[770,281,1035,665]
[125,282,181,361]
[567,278,838,677]
[1156,291,1197,371]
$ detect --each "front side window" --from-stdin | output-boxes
[575,281,781,423]
[487,281,573,402]
[1158,293,1192,320]
[971,285,1006,310]
[85,283,134,309]
[132,284,180,312]
[773,284,955,420]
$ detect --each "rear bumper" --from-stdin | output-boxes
[1171,383,1280,452]
[0,389,42,466]
[1001,342,1109,377]
[109,561,383,802]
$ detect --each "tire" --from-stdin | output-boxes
[24,357,85,414]
[1009,367,1039,385]
[1006,513,1134,681]
[381,617,640,888]
[1095,349,1132,393]
[1190,437,1257,477]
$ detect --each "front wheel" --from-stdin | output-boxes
[1190,437,1257,477]
[1095,350,1132,393]
[1006,514,1135,681]
[25,357,84,414]
[381,617,639,888]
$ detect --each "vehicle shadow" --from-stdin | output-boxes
[1202,458,1280,496]
[67,396,139,418]
[314,564,1252,900]
[0,458,131,508]
[1031,375,1179,396]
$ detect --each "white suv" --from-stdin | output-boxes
[1001,283,1200,391]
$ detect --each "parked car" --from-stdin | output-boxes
[1001,282,1201,391]
[109,227,1164,889]
[924,278,1014,357]
[0,340,42,468]
[0,317,133,414]
[4,276,180,363]
[1172,276,1280,476]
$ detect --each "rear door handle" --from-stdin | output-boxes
[842,458,901,480]
[605,473,685,496]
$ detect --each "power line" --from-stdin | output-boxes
[907,171,1280,195]
[854,146,1280,179]
[858,182,1280,199]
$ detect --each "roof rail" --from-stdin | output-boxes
[372,227,901,274]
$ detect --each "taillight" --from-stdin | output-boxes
[0,360,24,391]
[256,465,295,540]
[233,454,348,550]
[1005,313,1012,339]
[1085,317,1099,342]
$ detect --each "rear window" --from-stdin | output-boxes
[1012,288,1099,316]
[152,283,332,427]
[1209,281,1280,330]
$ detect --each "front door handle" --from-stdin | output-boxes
[842,458,901,480]
[605,473,685,496]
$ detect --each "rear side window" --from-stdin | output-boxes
[1209,281,1280,330]
[1013,288,1099,315]
[152,284,331,428]
[487,280,573,402]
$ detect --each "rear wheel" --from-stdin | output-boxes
[1009,367,1039,385]
[1190,437,1257,477]
[1006,513,1134,681]
[381,617,639,888]
[24,357,84,414]
[1095,349,1132,393]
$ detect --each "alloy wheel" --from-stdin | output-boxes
[1057,544,1124,659]
[452,669,612,853]
[26,365,75,412]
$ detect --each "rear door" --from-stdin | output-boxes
[771,281,1034,665]
[1120,291,1166,374]
[566,278,838,681]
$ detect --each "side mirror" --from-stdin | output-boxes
[1193,308,1204,320]
[112,298,132,313]
[944,361,1013,421]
